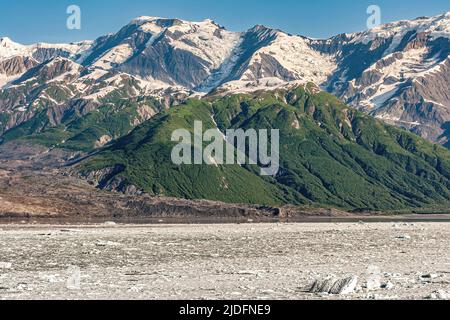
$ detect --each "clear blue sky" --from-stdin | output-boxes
[1,0,449,44]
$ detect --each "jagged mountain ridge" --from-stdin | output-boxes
[312,13,450,146]
[0,12,449,148]
[75,85,450,211]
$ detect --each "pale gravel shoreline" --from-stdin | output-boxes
[1,222,449,300]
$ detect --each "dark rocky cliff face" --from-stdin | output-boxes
[0,56,37,77]
[13,57,81,84]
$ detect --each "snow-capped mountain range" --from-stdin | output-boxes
[0,12,449,147]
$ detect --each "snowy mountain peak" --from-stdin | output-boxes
[0,37,14,45]
[131,16,165,23]
[202,18,218,25]
[248,24,284,36]
[351,11,450,44]
[0,37,27,59]
[130,16,223,34]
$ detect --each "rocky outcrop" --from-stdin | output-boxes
[13,57,82,84]
[309,276,358,295]
[0,56,37,77]
[370,57,450,143]
[310,19,450,146]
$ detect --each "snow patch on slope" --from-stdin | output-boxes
[353,47,444,110]
[250,32,337,84]
[216,78,309,95]
[0,37,93,61]
[0,37,28,59]
[351,12,450,45]
[93,44,134,70]
[134,17,242,71]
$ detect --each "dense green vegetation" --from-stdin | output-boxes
[2,96,163,152]
[75,85,450,211]
[79,99,299,205]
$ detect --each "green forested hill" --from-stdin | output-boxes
[74,84,450,211]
